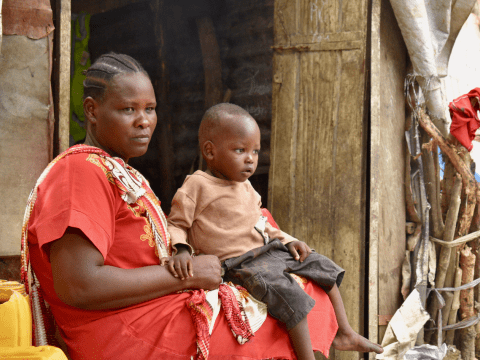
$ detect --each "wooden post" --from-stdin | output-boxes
[369,0,408,351]
[369,0,382,355]
[53,0,71,155]
[0,0,3,54]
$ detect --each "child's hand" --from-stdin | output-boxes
[168,247,193,280]
[286,241,312,262]
[160,257,170,266]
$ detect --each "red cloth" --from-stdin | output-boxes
[28,151,338,359]
[186,289,213,360]
[449,87,480,151]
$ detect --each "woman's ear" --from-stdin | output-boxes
[202,141,215,161]
[83,97,97,126]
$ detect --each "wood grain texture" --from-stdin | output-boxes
[271,1,369,359]
[58,0,71,153]
[374,0,408,344]
[369,0,382,355]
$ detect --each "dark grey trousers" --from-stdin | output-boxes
[222,239,345,330]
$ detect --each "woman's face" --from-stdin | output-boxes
[87,72,157,162]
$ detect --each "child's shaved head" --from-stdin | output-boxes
[198,103,255,148]
[198,103,261,181]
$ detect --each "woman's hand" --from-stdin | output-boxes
[286,241,312,262]
[187,255,222,291]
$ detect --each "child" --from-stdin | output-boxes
[166,103,383,359]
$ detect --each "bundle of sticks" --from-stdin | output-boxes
[405,106,480,360]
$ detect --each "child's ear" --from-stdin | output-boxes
[202,141,215,161]
[83,97,98,126]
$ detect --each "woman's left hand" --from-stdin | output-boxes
[286,241,312,262]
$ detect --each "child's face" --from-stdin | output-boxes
[209,116,261,182]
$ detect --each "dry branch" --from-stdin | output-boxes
[417,109,475,192]
[459,246,476,359]
[423,139,445,238]
[446,265,463,345]
[436,175,462,288]
[442,158,457,222]
[406,143,422,223]
[428,175,462,325]
[460,246,476,319]
[469,183,480,232]
[417,109,476,237]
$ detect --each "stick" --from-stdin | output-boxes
[428,175,462,326]
[446,264,463,344]
[422,139,444,238]
[417,109,476,237]
[417,109,475,191]
[459,246,477,360]
[406,142,422,223]
[435,175,462,288]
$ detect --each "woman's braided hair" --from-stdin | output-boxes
[83,53,149,101]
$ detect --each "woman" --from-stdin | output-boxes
[24,53,338,359]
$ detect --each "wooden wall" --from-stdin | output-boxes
[369,0,408,349]
[269,1,369,359]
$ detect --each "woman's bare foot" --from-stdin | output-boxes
[332,329,383,354]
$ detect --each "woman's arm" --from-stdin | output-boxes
[50,227,222,310]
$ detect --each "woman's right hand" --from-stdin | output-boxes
[187,255,222,291]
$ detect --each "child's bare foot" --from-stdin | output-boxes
[332,329,383,354]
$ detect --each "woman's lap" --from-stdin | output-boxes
[64,281,337,360]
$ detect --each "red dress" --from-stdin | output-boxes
[27,150,338,360]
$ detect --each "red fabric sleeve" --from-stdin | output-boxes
[29,153,117,261]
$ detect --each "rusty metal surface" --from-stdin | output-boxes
[2,0,54,39]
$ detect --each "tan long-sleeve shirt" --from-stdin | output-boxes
[167,171,297,261]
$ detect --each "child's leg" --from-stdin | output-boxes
[288,317,315,360]
[328,284,383,354]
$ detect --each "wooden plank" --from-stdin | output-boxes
[279,31,364,46]
[369,0,382,356]
[271,1,369,360]
[272,39,362,52]
[376,0,408,344]
[370,0,408,350]
[269,51,300,233]
[53,0,71,155]
[333,48,368,350]
[269,0,367,359]
[0,0,3,53]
